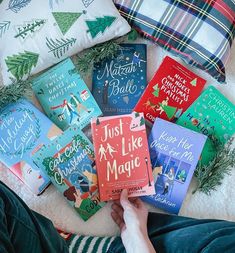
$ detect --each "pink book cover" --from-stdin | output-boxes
[91,112,155,201]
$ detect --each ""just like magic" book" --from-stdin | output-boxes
[91,112,155,201]
[33,125,105,221]
[92,44,147,116]
[177,86,235,166]
[32,58,102,131]
[0,99,62,194]
[142,118,207,214]
[134,56,206,124]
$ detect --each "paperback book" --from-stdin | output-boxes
[177,86,235,166]
[32,58,102,131]
[0,99,61,195]
[142,118,207,214]
[91,112,155,201]
[92,44,147,116]
[134,56,206,124]
[33,125,105,221]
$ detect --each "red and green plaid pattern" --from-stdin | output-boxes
[114,0,235,83]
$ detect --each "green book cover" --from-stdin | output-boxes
[176,86,235,166]
[33,125,105,221]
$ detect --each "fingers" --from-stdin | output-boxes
[120,189,132,210]
[111,211,125,231]
[111,203,124,217]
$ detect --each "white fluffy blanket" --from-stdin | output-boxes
[1,38,235,236]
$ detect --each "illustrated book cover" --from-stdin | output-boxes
[92,44,147,116]
[134,56,206,124]
[177,86,235,166]
[32,58,102,131]
[91,112,155,201]
[0,99,61,195]
[142,118,207,214]
[33,125,105,221]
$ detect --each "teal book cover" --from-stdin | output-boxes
[32,58,102,130]
[33,125,105,221]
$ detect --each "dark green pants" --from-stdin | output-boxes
[1,181,235,253]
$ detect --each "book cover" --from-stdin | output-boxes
[32,58,102,131]
[142,118,207,214]
[91,112,155,201]
[0,99,61,195]
[134,56,206,124]
[92,44,147,116]
[177,86,235,166]
[33,125,105,221]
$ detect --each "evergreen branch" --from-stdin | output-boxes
[0,78,32,109]
[8,0,32,13]
[0,21,10,38]
[75,29,139,75]
[193,138,235,195]
[46,37,76,58]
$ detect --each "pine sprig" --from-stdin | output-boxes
[0,78,32,108]
[193,138,235,195]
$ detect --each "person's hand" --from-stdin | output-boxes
[111,189,156,253]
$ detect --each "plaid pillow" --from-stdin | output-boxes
[114,0,235,83]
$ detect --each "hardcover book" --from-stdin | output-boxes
[134,56,206,124]
[142,118,207,214]
[0,99,61,195]
[33,125,105,221]
[91,112,155,201]
[177,86,235,166]
[92,44,147,116]
[32,58,102,131]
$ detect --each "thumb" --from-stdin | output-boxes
[120,189,132,210]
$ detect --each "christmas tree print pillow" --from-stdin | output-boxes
[0,0,131,85]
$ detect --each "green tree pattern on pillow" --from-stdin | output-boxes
[0,21,10,38]
[52,12,82,35]
[86,16,116,39]
[5,51,39,81]
[46,37,77,58]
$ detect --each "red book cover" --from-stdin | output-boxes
[91,112,155,201]
[134,56,206,124]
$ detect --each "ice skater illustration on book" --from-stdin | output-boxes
[102,80,109,104]
[106,143,117,158]
[69,93,91,114]
[99,144,107,161]
[132,51,146,67]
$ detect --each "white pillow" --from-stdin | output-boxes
[0,0,131,85]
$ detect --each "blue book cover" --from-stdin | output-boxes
[32,58,102,131]
[92,43,147,116]
[0,99,62,195]
[142,118,207,214]
[33,125,105,221]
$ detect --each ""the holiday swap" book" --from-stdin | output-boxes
[92,44,147,116]
[32,58,102,131]
[134,56,206,124]
[0,99,62,195]
[91,112,155,201]
[33,125,105,221]
[177,86,235,166]
[142,118,207,214]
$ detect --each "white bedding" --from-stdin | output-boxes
[1,38,235,236]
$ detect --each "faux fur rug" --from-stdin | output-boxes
[1,38,235,236]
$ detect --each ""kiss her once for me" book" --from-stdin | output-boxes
[32,58,102,131]
[33,125,105,221]
[142,118,207,214]
[0,99,61,195]
[134,56,206,124]
[91,112,155,201]
[92,44,147,116]
[177,86,235,166]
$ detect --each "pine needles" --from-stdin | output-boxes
[193,138,235,195]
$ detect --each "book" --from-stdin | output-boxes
[177,86,235,166]
[92,44,147,116]
[142,118,207,214]
[0,99,62,195]
[91,112,155,201]
[33,125,105,221]
[32,58,102,131]
[134,56,206,124]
